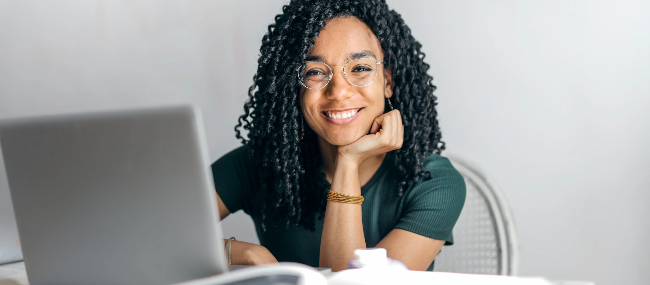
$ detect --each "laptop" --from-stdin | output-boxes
[0,105,229,285]
[0,149,23,265]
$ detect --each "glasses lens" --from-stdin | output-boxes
[346,57,377,87]
[300,62,331,89]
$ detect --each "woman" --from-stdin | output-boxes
[211,0,465,272]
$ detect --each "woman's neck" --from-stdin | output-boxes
[318,137,387,187]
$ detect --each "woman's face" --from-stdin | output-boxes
[300,16,393,146]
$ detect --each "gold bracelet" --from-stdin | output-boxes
[226,237,236,265]
[327,190,364,205]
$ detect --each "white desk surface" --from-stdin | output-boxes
[1,261,591,285]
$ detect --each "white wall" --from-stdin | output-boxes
[390,2,650,284]
[1,1,648,285]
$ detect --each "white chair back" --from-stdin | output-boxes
[433,155,519,275]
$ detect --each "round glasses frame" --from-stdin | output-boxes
[297,57,383,90]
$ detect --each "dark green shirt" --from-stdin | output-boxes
[211,145,466,271]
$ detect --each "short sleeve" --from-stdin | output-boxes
[395,154,466,245]
[210,145,257,215]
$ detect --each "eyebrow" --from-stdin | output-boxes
[305,50,378,63]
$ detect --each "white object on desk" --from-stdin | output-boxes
[551,281,596,285]
[172,263,326,285]
[328,268,554,285]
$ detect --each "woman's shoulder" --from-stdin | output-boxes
[395,152,467,247]
[404,152,466,200]
[211,144,257,190]
[421,152,456,172]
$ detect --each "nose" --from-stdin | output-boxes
[324,67,354,102]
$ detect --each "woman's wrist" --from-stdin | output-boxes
[335,153,361,170]
[331,155,362,196]
[228,240,278,265]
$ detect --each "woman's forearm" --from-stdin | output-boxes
[225,239,278,265]
[319,157,367,271]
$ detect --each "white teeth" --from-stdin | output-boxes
[326,109,358,119]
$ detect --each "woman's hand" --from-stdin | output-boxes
[337,109,404,166]
[229,240,278,265]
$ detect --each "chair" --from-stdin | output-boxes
[433,155,519,275]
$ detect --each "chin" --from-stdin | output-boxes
[323,132,364,146]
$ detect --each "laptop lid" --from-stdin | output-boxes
[0,148,23,265]
[0,105,228,285]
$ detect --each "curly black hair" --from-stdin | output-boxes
[234,0,444,231]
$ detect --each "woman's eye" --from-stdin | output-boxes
[351,65,373,73]
[305,70,325,77]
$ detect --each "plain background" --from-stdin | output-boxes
[1,1,648,284]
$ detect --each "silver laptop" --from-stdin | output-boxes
[0,149,23,265]
[0,105,228,285]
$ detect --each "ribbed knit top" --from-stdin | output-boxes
[211,145,466,271]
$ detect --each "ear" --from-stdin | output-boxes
[383,67,394,99]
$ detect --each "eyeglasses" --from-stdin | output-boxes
[298,57,383,90]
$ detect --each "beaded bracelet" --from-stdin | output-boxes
[327,190,364,205]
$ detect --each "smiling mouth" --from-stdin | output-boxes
[322,108,364,120]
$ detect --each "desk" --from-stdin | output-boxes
[1,261,591,285]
